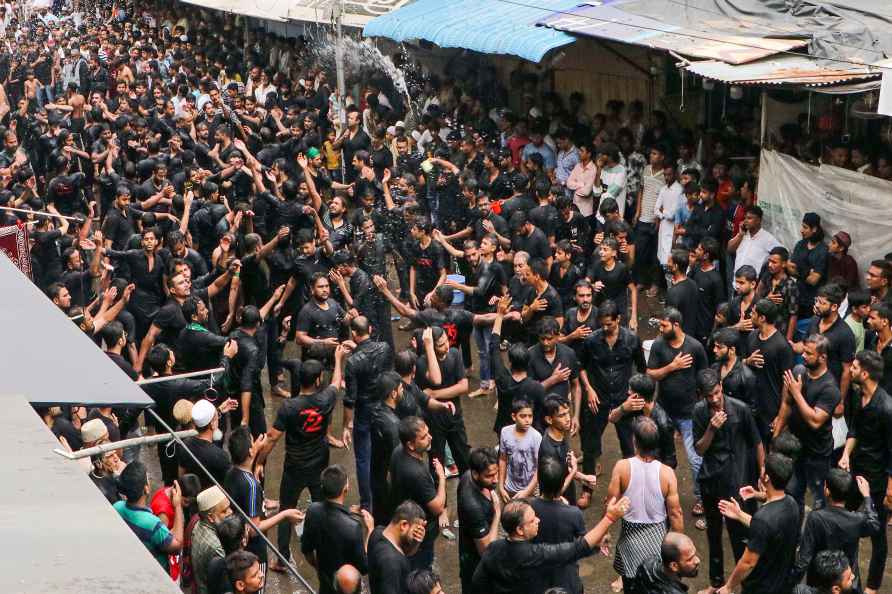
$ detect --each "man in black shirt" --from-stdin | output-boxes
[101,186,143,250]
[693,369,764,591]
[726,265,758,357]
[631,532,702,594]
[712,328,757,407]
[389,416,447,571]
[415,325,471,476]
[509,211,553,268]
[177,296,228,372]
[331,251,393,348]
[776,334,840,516]
[839,350,892,593]
[343,316,394,511]
[647,307,708,511]
[684,179,724,249]
[530,457,587,594]
[295,272,350,362]
[587,238,636,330]
[716,453,800,594]
[792,551,856,594]
[229,303,281,437]
[457,447,501,594]
[407,218,447,310]
[301,465,374,594]
[799,283,855,400]
[539,395,595,507]
[690,238,727,346]
[521,258,564,340]
[177,398,232,490]
[471,494,629,594]
[368,501,427,594]
[745,299,794,444]
[665,248,704,341]
[257,346,348,571]
[794,469,879,590]
[580,300,645,481]
[608,373,678,467]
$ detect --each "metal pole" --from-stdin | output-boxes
[136,367,225,386]
[53,429,198,460]
[760,89,768,147]
[0,206,81,221]
[145,408,316,594]
[335,0,347,180]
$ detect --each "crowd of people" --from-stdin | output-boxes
[7,0,892,594]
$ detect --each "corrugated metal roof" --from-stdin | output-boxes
[536,2,808,65]
[287,0,413,28]
[363,0,578,63]
[685,56,878,86]
[180,0,289,22]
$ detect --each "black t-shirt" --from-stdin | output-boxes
[457,472,496,577]
[154,290,208,349]
[747,329,794,423]
[523,284,564,335]
[416,347,466,425]
[742,495,800,594]
[296,298,345,339]
[527,343,579,401]
[539,431,576,504]
[273,386,339,469]
[789,370,840,459]
[647,335,708,419]
[408,239,446,297]
[666,278,703,339]
[690,266,726,342]
[177,436,232,490]
[395,381,431,419]
[389,446,439,544]
[514,227,553,264]
[530,498,586,594]
[587,260,632,314]
[806,316,855,386]
[367,527,410,594]
[692,397,760,487]
[412,307,475,353]
[370,402,401,498]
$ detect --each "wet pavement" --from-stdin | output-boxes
[143,289,892,594]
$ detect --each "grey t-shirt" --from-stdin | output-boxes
[499,425,542,493]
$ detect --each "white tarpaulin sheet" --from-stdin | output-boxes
[758,149,892,276]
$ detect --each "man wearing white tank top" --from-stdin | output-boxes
[607,416,684,592]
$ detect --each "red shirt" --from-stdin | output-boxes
[150,488,180,580]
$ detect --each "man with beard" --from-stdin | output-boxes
[407,218,448,310]
[528,315,581,426]
[475,193,510,244]
[343,316,394,511]
[579,299,645,492]
[775,334,841,515]
[712,328,757,408]
[745,299,795,444]
[798,284,855,400]
[471,496,630,594]
[331,251,392,348]
[294,272,351,362]
[367,501,427,594]
[415,325,471,478]
[457,447,502,594]
[726,265,758,356]
[866,302,892,394]
[715,453,800,594]
[389,416,447,571]
[839,350,892,594]
[694,369,764,591]
[792,550,857,594]
[756,246,799,341]
[865,259,892,304]
[631,532,701,594]
[665,248,703,341]
[647,307,708,516]
[559,280,598,358]
[791,212,829,323]
[609,373,677,467]
[521,259,564,340]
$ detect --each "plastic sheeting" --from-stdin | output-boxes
[757,149,892,276]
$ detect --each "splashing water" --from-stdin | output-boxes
[308,30,417,122]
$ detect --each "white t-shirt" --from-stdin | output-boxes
[733,228,781,275]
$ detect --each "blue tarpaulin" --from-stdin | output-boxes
[363,0,579,63]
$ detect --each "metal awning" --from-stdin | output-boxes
[0,254,155,408]
[180,0,289,22]
[685,55,878,86]
[363,0,579,63]
[0,394,180,594]
[289,0,413,28]
[535,1,808,65]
